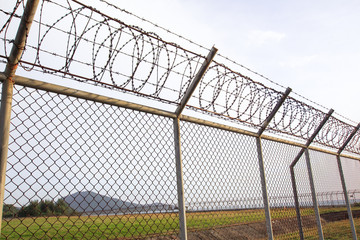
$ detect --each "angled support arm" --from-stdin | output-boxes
[175,47,218,117]
[173,46,217,240]
[290,108,334,240]
[258,87,292,136]
[256,87,291,239]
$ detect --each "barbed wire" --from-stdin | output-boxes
[14,0,206,104]
[0,58,7,65]
[93,0,339,117]
[1,0,359,155]
[333,111,358,125]
[0,1,23,35]
[191,63,282,127]
[95,0,212,53]
[27,19,198,79]
[13,57,182,107]
[215,54,334,113]
[346,130,360,154]
[0,0,24,58]
[70,0,205,58]
[314,115,355,150]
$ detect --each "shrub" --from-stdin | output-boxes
[17,199,76,217]
[3,204,19,218]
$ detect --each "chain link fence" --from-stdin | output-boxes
[262,140,304,238]
[291,155,319,239]
[1,0,360,239]
[308,150,351,239]
[181,122,266,237]
[341,156,360,236]
[2,87,359,239]
[2,85,180,239]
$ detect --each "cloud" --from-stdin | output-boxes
[247,30,286,45]
[279,55,319,68]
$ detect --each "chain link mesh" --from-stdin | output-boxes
[180,121,267,239]
[1,0,360,239]
[1,83,360,239]
[2,85,179,239]
[308,150,353,238]
[261,139,304,238]
[291,154,319,238]
[341,156,360,236]
[2,0,360,153]
[341,157,360,191]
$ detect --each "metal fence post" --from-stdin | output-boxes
[336,123,360,240]
[305,149,324,239]
[173,47,217,240]
[0,0,39,232]
[337,155,358,240]
[256,138,274,239]
[256,87,291,240]
[173,118,188,240]
[290,166,304,239]
[290,108,334,240]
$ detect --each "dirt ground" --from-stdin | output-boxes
[145,210,360,240]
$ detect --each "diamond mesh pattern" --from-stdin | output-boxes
[341,157,360,232]
[308,151,342,194]
[1,82,360,239]
[1,0,360,238]
[308,150,352,238]
[341,157,360,191]
[262,139,305,238]
[2,85,179,239]
[180,121,266,236]
[292,154,319,238]
[1,83,360,239]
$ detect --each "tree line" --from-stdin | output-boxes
[3,199,77,218]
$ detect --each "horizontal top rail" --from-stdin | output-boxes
[2,73,360,162]
[1,0,359,156]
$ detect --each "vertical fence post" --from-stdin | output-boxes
[305,149,324,239]
[173,118,188,240]
[336,123,360,240]
[337,155,358,240]
[289,109,334,240]
[0,0,39,232]
[256,88,291,239]
[256,138,274,239]
[290,166,304,239]
[173,47,217,240]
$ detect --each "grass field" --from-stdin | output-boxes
[1,207,359,239]
[278,219,360,240]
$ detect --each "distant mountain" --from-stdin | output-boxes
[63,191,175,214]
[63,191,136,213]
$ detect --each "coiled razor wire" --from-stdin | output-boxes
[1,0,359,155]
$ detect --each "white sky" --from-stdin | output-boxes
[2,0,360,207]
[113,0,360,123]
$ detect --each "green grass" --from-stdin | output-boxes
[277,219,360,240]
[1,206,359,239]
[1,213,180,239]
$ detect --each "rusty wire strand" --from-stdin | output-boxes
[92,0,344,119]
[95,0,212,52]
[1,1,360,239]
[1,0,359,154]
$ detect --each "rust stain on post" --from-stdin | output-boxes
[0,0,40,233]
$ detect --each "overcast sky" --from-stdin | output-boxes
[2,0,360,207]
[112,0,360,123]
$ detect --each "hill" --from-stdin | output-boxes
[63,191,175,214]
